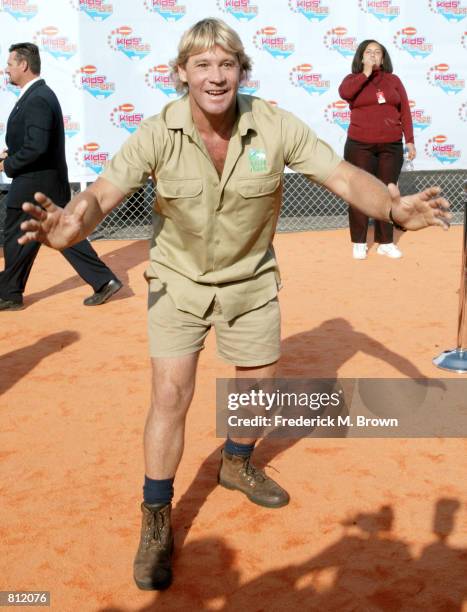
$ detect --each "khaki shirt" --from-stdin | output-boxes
[102,94,341,320]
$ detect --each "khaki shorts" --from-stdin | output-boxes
[147,279,281,366]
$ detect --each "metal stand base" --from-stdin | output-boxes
[433,349,467,373]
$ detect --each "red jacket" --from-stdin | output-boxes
[338,70,414,144]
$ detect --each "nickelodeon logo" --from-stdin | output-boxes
[84,142,99,152]
[393,26,433,57]
[110,103,144,132]
[426,63,464,93]
[145,64,178,96]
[408,100,431,130]
[40,26,59,36]
[290,63,330,94]
[76,142,110,173]
[424,133,462,164]
[118,103,135,112]
[259,26,277,35]
[253,26,295,58]
[324,100,350,129]
[73,66,115,98]
[330,26,347,36]
[149,65,172,81]
[81,65,97,74]
[115,25,132,36]
[324,27,357,57]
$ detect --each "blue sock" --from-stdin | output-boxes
[224,438,255,457]
[143,476,174,506]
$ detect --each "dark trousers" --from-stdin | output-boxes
[344,138,404,244]
[0,206,117,303]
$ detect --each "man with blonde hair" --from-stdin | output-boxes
[19,18,450,590]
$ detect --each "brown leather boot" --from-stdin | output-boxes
[133,502,174,590]
[218,450,290,508]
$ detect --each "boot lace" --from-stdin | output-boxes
[244,458,267,483]
[143,508,166,548]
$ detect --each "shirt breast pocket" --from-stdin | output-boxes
[236,173,282,230]
[156,177,204,235]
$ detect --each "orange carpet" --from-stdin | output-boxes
[1,227,466,611]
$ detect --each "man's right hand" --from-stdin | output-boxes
[19,192,88,250]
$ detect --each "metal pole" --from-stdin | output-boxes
[433,181,467,372]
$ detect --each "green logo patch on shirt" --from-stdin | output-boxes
[248,148,268,172]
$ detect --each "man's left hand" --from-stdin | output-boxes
[0,149,7,172]
[388,183,451,231]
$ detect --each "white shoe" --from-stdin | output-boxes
[352,243,368,259]
[376,243,402,258]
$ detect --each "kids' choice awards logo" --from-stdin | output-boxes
[253,27,295,59]
[324,100,350,131]
[428,0,467,22]
[33,26,77,60]
[424,135,461,164]
[73,65,115,99]
[323,27,358,58]
[461,31,467,49]
[108,26,151,60]
[110,103,144,134]
[145,64,178,97]
[75,142,110,174]
[0,69,20,97]
[216,0,258,21]
[393,27,433,58]
[69,0,112,21]
[63,114,80,138]
[288,0,329,22]
[458,101,467,122]
[357,0,400,21]
[0,0,38,20]
[289,63,330,95]
[426,63,465,94]
[409,100,431,131]
[239,78,260,95]
[143,0,186,21]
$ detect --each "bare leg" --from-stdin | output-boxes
[218,360,289,508]
[144,352,200,479]
[229,361,277,446]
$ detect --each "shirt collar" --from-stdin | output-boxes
[165,93,256,137]
[19,76,41,99]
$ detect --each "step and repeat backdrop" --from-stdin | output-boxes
[0,0,466,181]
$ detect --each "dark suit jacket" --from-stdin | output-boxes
[3,78,71,209]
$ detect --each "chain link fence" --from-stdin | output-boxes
[1,169,465,244]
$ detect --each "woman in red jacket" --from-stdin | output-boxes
[338,39,416,259]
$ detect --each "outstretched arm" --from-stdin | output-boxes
[18,177,126,250]
[323,160,451,231]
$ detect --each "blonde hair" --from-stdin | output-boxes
[170,18,252,93]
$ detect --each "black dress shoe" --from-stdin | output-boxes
[0,298,25,311]
[83,279,123,306]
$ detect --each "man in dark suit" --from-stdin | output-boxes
[0,42,122,311]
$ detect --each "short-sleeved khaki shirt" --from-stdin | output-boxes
[102,94,341,320]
